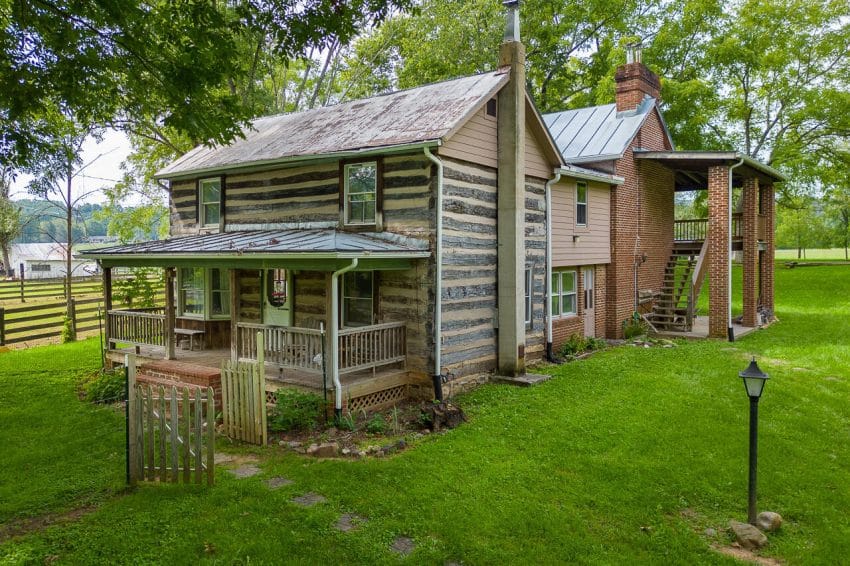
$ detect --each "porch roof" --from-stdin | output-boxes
[632,150,786,191]
[79,229,430,270]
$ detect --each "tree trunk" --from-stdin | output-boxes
[65,167,73,305]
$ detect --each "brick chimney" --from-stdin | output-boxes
[615,43,661,112]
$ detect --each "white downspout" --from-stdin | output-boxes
[728,157,745,342]
[544,170,561,361]
[423,146,444,400]
[330,257,358,419]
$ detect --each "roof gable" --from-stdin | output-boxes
[543,97,674,164]
[158,72,509,179]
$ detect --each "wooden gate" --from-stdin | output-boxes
[127,355,215,485]
[221,332,267,445]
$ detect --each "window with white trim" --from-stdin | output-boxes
[551,270,577,317]
[200,178,221,227]
[342,271,374,327]
[31,263,51,272]
[344,162,377,225]
[576,182,587,226]
[178,267,231,319]
[524,268,532,325]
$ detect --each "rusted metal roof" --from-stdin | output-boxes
[158,71,509,179]
[79,229,430,258]
[543,97,672,164]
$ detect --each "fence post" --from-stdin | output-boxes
[19,263,24,303]
[68,296,77,340]
[126,353,138,485]
[0,307,4,346]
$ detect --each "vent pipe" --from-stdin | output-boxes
[626,41,642,64]
[503,1,520,42]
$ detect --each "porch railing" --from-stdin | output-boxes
[339,321,406,374]
[107,308,166,348]
[674,214,744,242]
[236,323,324,374]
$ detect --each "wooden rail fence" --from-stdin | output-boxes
[127,355,215,485]
[0,273,161,303]
[0,296,104,345]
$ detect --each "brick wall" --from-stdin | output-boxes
[707,166,730,338]
[759,183,776,313]
[742,178,759,326]
[594,264,607,337]
[615,63,662,112]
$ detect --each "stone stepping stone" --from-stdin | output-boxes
[335,513,367,532]
[227,464,261,478]
[390,536,415,556]
[265,477,294,490]
[291,492,327,507]
[214,453,236,464]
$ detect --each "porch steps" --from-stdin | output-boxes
[136,360,223,405]
[647,242,706,332]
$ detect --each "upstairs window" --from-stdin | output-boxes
[344,162,377,225]
[200,178,221,227]
[551,270,577,317]
[576,182,587,226]
[342,271,374,327]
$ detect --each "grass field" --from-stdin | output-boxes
[1,265,849,564]
[775,247,849,261]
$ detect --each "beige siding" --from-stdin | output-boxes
[440,105,498,168]
[525,128,553,180]
[552,179,611,266]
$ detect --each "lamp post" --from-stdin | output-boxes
[739,357,769,525]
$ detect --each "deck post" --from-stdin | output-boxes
[230,269,238,362]
[758,184,775,316]
[103,266,112,349]
[707,165,730,338]
[742,178,759,327]
[164,267,176,360]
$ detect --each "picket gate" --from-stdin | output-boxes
[221,331,267,445]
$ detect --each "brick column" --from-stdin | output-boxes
[707,166,730,338]
[759,183,776,315]
[742,177,759,327]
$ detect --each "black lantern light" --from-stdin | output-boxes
[739,357,770,524]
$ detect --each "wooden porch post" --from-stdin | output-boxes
[103,265,112,349]
[707,165,730,338]
[742,177,759,327]
[164,267,176,360]
[230,269,238,362]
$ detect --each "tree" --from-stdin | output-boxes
[1,0,410,170]
[0,170,22,274]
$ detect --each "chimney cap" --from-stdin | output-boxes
[625,41,643,64]
[503,0,520,42]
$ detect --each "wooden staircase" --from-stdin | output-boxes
[648,241,708,332]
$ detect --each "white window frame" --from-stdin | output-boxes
[524,268,533,325]
[576,182,588,227]
[343,162,378,226]
[199,177,221,228]
[177,267,231,320]
[551,269,577,318]
[342,271,374,327]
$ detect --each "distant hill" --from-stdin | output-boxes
[13,199,159,244]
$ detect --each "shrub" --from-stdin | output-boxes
[84,369,126,404]
[365,413,387,435]
[268,389,325,432]
[560,334,608,359]
[622,312,649,339]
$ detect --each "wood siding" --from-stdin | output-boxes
[524,177,547,360]
[292,271,328,328]
[551,179,611,266]
[382,153,434,236]
[379,265,432,376]
[170,179,197,235]
[236,269,262,322]
[525,128,553,180]
[441,105,498,169]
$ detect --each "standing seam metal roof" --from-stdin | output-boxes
[543,97,670,163]
[157,71,509,179]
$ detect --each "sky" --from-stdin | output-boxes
[10,129,133,204]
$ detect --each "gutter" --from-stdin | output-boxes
[330,258,359,420]
[156,140,442,181]
[423,146,444,401]
[544,170,562,361]
[557,165,624,185]
[727,158,745,342]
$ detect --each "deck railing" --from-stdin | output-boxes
[107,308,166,347]
[674,214,745,242]
[339,321,406,374]
[236,323,324,374]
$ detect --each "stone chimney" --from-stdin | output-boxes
[615,42,661,112]
[496,0,527,376]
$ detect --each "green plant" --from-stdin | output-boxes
[560,334,588,357]
[83,368,126,404]
[337,411,356,431]
[622,312,649,339]
[585,336,607,351]
[267,389,324,432]
[390,406,401,435]
[365,413,387,435]
[61,316,76,343]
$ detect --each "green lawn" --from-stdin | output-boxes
[1,265,849,564]
[775,247,850,261]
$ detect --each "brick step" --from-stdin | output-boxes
[136,372,206,393]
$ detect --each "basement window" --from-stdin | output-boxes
[576,182,587,226]
[551,270,577,317]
